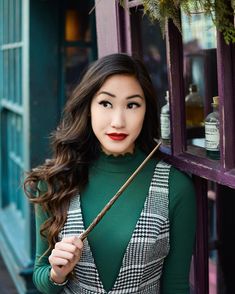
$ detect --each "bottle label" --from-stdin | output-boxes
[160,113,170,139]
[205,122,219,151]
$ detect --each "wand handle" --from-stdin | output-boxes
[79,141,162,241]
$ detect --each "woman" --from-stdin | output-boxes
[24,53,196,294]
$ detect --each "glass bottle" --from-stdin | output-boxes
[185,84,204,127]
[160,90,171,144]
[205,96,220,160]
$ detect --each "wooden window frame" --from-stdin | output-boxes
[166,20,235,188]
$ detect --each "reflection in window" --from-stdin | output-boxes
[130,8,168,117]
[65,47,91,97]
[62,0,97,101]
[65,2,92,42]
[182,13,216,50]
[182,10,218,151]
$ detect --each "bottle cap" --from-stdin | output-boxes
[213,96,219,105]
[189,84,197,92]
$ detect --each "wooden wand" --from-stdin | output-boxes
[79,141,162,241]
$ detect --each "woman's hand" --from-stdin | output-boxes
[48,236,83,284]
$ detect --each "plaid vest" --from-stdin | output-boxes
[59,161,171,294]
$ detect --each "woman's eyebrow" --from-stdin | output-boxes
[97,91,144,99]
[97,91,115,97]
[126,94,144,100]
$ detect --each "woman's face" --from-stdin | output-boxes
[90,74,146,156]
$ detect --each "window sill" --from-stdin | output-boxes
[160,144,235,189]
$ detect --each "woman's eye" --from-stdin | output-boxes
[99,101,112,108]
[127,102,140,109]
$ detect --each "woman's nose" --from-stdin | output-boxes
[110,110,125,129]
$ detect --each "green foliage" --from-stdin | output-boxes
[119,0,235,44]
[214,0,235,44]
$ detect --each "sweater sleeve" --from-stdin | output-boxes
[33,182,65,293]
[161,167,196,294]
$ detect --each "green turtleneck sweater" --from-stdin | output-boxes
[33,148,196,294]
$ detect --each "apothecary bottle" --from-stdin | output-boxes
[205,96,220,160]
[160,90,171,144]
[185,84,204,127]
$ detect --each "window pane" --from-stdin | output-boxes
[182,11,218,157]
[65,47,90,97]
[130,8,168,141]
[64,0,93,42]
[190,180,219,294]
[208,182,217,294]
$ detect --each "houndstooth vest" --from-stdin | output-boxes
[59,161,171,294]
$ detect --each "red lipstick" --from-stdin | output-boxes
[107,133,128,141]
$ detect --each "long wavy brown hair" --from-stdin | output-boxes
[24,53,159,255]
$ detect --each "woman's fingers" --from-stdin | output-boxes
[49,236,83,269]
[62,236,84,250]
[54,242,77,253]
[49,256,69,266]
[53,236,83,254]
[51,249,74,261]
[48,236,84,284]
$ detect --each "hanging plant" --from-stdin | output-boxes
[119,0,235,44]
